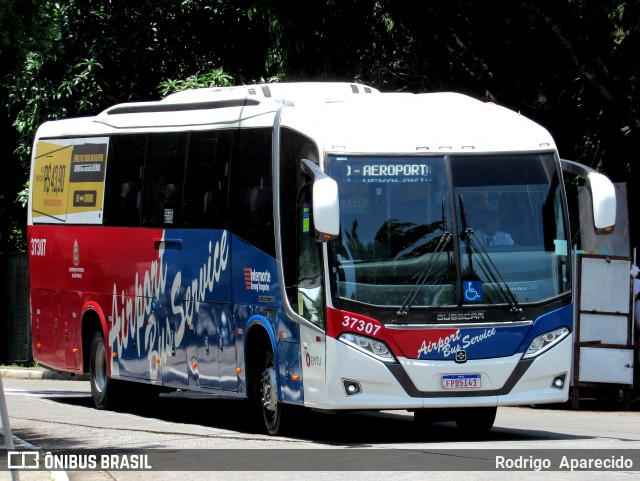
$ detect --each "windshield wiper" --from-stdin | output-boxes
[396,199,451,320]
[458,194,524,319]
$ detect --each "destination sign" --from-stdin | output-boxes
[332,157,434,183]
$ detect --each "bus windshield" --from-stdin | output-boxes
[327,153,570,308]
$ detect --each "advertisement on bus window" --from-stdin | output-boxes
[31,137,109,224]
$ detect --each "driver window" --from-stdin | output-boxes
[297,191,324,326]
[279,128,325,329]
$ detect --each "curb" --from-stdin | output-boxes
[0,367,89,381]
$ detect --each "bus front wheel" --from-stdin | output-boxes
[455,406,497,435]
[260,350,288,435]
[89,330,120,409]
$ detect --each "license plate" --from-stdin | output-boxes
[442,374,481,389]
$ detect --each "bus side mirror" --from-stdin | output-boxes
[586,171,616,233]
[561,159,616,234]
[300,159,340,241]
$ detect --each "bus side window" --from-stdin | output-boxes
[104,134,146,226]
[183,131,232,229]
[227,128,275,256]
[141,133,188,227]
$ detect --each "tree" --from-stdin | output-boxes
[6,0,271,168]
[2,1,638,252]
[1,0,271,252]
[250,0,639,247]
[0,0,58,252]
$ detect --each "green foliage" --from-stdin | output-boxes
[158,69,236,97]
[15,182,29,209]
[0,0,271,253]
[0,0,638,253]
[4,0,271,169]
[9,54,106,168]
[246,1,402,83]
[0,0,58,68]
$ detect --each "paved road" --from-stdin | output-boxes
[1,371,639,480]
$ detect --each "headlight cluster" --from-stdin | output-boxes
[522,327,570,359]
[338,333,396,363]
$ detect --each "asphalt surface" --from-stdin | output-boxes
[1,366,640,481]
[1,365,639,405]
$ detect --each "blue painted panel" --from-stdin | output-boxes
[229,236,304,405]
[162,229,232,389]
[113,229,305,401]
[515,304,573,353]
[414,324,531,361]
[276,310,303,404]
[231,236,281,307]
[412,305,573,361]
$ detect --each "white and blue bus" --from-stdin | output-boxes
[28,83,616,434]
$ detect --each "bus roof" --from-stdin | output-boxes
[34,82,556,155]
[160,82,378,104]
[281,91,557,154]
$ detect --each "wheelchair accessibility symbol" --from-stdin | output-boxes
[464,281,483,303]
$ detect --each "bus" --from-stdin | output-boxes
[28,82,616,435]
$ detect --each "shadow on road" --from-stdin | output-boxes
[35,390,596,446]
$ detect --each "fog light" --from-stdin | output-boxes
[551,373,566,390]
[342,379,362,396]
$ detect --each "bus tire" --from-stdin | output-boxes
[455,406,497,435]
[89,330,120,410]
[260,350,288,435]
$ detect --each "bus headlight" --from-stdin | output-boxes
[338,333,396,363]
[522,327,570,359]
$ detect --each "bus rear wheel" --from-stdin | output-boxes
[89,330,120,409]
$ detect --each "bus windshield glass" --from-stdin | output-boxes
[327,153,570,308]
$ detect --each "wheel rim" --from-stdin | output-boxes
[261,364,277,411]
[93,340,107,394]
[261,363,278,427]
